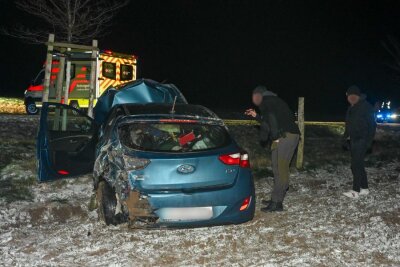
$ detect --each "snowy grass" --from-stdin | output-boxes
[0,115,399,266]
[0,115,38,203]
[0,97,25,114]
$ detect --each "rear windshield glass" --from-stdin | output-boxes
[118,122,231,152]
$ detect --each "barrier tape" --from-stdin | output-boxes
[223,119,345,126]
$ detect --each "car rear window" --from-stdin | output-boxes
[118,122,231,152]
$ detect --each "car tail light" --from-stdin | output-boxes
[57,170,69,175]
[219,152,240,165]
[239,153,250,168]
[240,196,252,211]
[219,152,250,168]
[123,155,150,171]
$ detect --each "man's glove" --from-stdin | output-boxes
[271,140,279,151]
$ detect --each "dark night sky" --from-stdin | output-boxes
[1,0,400,120]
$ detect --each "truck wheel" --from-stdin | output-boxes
[96,181,122,225]
[25,102,39,115]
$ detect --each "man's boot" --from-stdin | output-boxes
[261,199,272,205]
[261,188,289,206]
[260,201,283,212]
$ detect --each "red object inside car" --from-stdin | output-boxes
[179,132,196,146]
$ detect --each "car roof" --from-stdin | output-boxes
[107,103,224,125]
[110,103,221,121]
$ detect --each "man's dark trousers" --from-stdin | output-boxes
[350,139,369,192]
[271,133,299,202]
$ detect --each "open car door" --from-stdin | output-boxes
[37,103,97,181]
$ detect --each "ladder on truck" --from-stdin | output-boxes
[42,33,99,118]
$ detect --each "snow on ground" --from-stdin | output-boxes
[0,115,399,267]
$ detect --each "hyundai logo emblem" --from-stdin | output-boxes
[177,164,195,174]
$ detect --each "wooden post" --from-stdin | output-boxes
[55,55,65,102]
[88,39,98,118]
[64,50,72,105]
[42,34,54,102]
[296,97,305,169]
[62,53,72,131]
[52,55,65,131]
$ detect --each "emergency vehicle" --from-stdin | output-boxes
[24,50,137,114]
[376,100,399,123]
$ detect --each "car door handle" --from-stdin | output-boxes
[69,139,78,144]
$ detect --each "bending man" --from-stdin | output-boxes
[245,86,300,212]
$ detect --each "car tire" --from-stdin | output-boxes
[25,101,39,115]
[96,181,120,225]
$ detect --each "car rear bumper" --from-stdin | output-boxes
[146,170,255,227]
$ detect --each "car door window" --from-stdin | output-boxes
[33,69,45,86]
[47,105,93,133]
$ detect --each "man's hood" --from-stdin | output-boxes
[356,94,367,105]
[262,90,277,97]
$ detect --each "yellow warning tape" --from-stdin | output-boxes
[223,120,345,126]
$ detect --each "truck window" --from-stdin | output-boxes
[70,64,76,79]
[33,69,45,86]
[102,62,116,80]
[85,66,91,80]
[120,64,133,81]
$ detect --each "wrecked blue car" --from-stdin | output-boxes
[37,79,255,228]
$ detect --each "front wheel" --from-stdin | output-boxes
[25,102,39,115]
[96,181,125,225]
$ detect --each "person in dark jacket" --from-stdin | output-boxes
[342,85,376,199]
[245,85,300,212]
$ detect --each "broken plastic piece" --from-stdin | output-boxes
[125,191,156,221]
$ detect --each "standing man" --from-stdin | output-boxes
[342,85,376,199]
[245,86,300,212]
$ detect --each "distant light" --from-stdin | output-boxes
[390,114,398,119]
[376,114,383,118]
